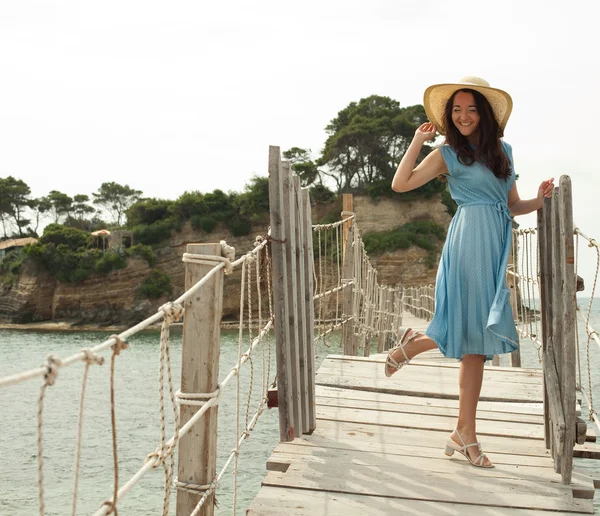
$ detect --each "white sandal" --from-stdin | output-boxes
[384,327,419,377]
[445,429,494,468]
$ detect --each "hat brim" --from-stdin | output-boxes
[423,83,513,135]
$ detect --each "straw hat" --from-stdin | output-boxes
[423,77,513,135]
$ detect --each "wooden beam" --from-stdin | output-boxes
[268,146,294,441]
[176,243,223,516]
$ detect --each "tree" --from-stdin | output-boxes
[46,190,73,223]
[92,182,142,226]
[0,176,33,236]
[283,148,320,187]
[30,197,52,235]
[318,96,432,191]
[72,194,95,222]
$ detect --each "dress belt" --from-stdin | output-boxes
[458,201,512,222]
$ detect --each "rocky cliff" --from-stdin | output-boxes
[0,194,451,326]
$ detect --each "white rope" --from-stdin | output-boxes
[72,349,104,516]
[37,354,62,516]
[312,213,355,230]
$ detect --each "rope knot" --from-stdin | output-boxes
[589,238,598,248]
[175,385,221,406]
[255,235,264,246]
[81,348,104,366]
[43,354,62,386]
[220,240,236,274]
[146,446,169,469]
[159,301,184,325]
[110,335,129,355]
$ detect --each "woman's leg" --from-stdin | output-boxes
[450,354,492,466]
[385,332,438,376]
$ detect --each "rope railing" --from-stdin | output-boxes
[573,226,600,437]
[311,208,404,355]
[510,227,543,361]
[1,236,276,516]
[402,285,435,321]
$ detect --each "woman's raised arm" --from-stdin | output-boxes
[392,123,448,193]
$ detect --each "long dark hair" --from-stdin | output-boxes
[443,88,511,180]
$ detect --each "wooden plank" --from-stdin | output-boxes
[261,465,594,513]
[293,175,309,434]
[313,418,600,459]
[538,201,551,448]
[316,405,548,441]
[332,354,544,376]
[266,447,595,498]
[559,175,576,484]
[316,385,546,415]
[315,372,544,403]
[320,356,544,385]
[282,160,303,435]
[315,395,545,425]
[267,146,294,441]
[269,432,554,471]
[248,487,591,516]
[301,188,316,432]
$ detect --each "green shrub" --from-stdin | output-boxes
[235,176,270,220]
[40,224,90,250]
[138,270,172,299]
[126,198,175,227]
[309,184,336,204]
[229,219,252,237]
[127,244,157,267]
[132,218,178,246]
[363,220,446,265]
[0,249,25,284]
[191,215,217,233]
[95,250,127,273]
[24,241,102,283]
[366,179,394,200]
[171,191,205,221]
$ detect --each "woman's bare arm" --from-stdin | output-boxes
[508,179,555,216]
[391,122,448,193]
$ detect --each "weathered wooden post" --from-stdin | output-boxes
[538,195,552,449]
[551,187,566,475]
[282,161,303,436]
[176,243,224,516]
[376,286,386,353]
[301,188,316,432]
[558,176,576,484]
[268,146,294,442]
[293,176,310,433]
[342,194,353,264]
[341,226,358,355]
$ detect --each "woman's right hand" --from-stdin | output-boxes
[415,122,437,142]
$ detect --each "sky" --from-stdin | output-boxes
[1,0,600,289]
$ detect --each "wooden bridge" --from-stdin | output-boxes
[245,151,599,515]
[247,314,600,515]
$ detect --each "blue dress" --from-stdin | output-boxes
[425,142,519,359]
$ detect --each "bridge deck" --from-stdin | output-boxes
[247,314,599,515]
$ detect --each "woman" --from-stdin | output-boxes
[385,77,554,468]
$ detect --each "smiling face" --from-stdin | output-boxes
[451,91,480,143]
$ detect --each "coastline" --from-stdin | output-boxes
[0,320,248,332]
[0,321,165,332]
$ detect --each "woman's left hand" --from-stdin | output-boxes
[538,178,555,204]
